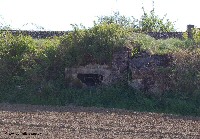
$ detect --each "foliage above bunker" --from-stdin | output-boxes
[59,23,133,67]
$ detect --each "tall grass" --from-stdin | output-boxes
[131,33,194,54]
[1,82,200,116]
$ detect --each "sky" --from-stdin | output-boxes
[0,0,199,31]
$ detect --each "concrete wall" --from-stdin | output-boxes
[1,30,68,39]
[147,32,183,39]
[2,30,183,39]
[64,46,173,95]
[0,25,195,39]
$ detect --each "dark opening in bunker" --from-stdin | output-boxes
[77,74,103,86]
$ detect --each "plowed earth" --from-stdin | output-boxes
[0,103,200,139]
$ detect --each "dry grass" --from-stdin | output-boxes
[170,49,200,92]
[0,103,200,139]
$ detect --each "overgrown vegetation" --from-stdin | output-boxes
[0,3,200,117]
[139,2,176,32]
[60,23,133,67]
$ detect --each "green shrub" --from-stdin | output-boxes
[140,8,175,32]
[97,3,176,33]
[183,27,200,48]
[138,1,176,32]
[34,37,63,81]
[59,23,132,67]
[192,28,200,45]
[0,32,37,85]
[130,33,187,54]
[170,49,200,93]
[96,12,138,30]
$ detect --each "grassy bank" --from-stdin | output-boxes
[0,81,200,117]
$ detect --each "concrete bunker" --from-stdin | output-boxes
[77,73,103,86]
[64,45,173,94]
[65,64,113,88]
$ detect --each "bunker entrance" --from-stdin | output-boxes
[77,74,103,86]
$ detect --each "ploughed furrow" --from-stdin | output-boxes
[0,103,200,138]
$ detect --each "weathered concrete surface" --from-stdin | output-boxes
[65,64,112,87]
[65,45,173,94]
[129,51,172,94]
[65,47,132,88]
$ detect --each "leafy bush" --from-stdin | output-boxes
[183,27,200,48]
[34,37,62,81]
[130,33,189,54]
[170,49,200,93]
[97,4,176,33]
[139,1,176,32]
[59,23,132,67]
[140,8,175,32]
[0,31,37,85]
[96,12,138,29]
[190,28,200,47]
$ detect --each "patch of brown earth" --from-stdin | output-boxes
[0,103,200,139]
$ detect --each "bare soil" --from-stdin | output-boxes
[0,103,200,139]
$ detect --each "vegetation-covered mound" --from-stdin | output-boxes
[0,10,200,116]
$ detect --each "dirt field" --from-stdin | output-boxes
[0,103,200,139]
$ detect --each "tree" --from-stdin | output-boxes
[139,1,176,32]
[96,12,138,29]
[96,1,176,32]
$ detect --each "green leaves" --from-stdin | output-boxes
[0,31,38,84]
[140,8,175,32]
[182,27,200,47]
[97,4,176,33]
[192,28,200,45]
[60,22,131,67]
[97,12,138,29]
